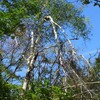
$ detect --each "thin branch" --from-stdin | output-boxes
[67,81,100,88]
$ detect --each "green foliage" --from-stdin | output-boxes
[82,0,100,7]
[22,80,73,100]
[0,77,10,100]
[83,0,90,4]
[0,0,91,38]
[94,55,100,80]
[0,0,40,36]
[0,73,22,100]
[0,78,73,100]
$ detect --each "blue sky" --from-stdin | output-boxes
[84,4,100,51]
[73,4,100,58]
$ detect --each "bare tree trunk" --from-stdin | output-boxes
[22,30,38,90]
[22,68,31,90]
[22,53,38,90]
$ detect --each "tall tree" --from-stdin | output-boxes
[0,0,97,99]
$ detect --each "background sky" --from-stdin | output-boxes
[84,4,100,53]
[73,4,100,58]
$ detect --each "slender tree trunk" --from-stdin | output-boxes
[22,53,38,90]
[22,30,38,90]
[22,68,31,90]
